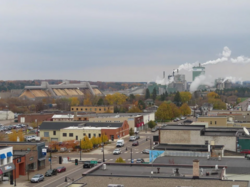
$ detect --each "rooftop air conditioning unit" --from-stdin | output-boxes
[108,185,124,187]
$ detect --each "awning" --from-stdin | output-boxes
[0,169,3,175]
[38,157,46,161]
[0,154,6,159]
[7,152,13,157]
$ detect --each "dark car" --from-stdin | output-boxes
[136,158,145,163]
[184,120,193,124]
[57,166,66,173]
[132,141,139,146]
[30,174,44,183]
[83,161,94,168]
[45,169,57,177]
[135,135,140,140]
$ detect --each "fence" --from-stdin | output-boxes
[163,151,211,158]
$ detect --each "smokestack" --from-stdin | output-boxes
[177,69,179,73]
[173,71,175,77]
[163,71,165,79]
[199,63,201,67]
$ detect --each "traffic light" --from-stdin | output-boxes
[10,175,13,185]
[75,159,78,165]
[59,156,62,164]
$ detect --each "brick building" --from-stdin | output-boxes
[12,155,25,180]
[18,113,53,123]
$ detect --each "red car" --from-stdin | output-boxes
[241,150,250,154]
[132,141,139,146]
[57,166,66,173]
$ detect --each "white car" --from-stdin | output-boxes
[113,149,121,155]
[5,131,13,134]
[180,117,186,120]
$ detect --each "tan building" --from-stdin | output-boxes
[40,121,129,142]
[197,117,228,127]
[159,125,237,151]
[71,106,114,113]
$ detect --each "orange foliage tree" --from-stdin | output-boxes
[8,130,25,142]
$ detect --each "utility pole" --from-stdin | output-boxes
[35,119,38,136]
[80,139,82,160]
[50,150,52,170]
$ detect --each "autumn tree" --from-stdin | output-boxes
[155,102,173,121]
[8,130,25,142]
[71,97,80,106]
[180,103,191,116]
[145,88,150,99]
[148,120,157,129]
[91,136,98,148]
[100,134,109,143]
[128,94,135,102]
[128,106,142,113]
[170,103,181,118]
[207,92,219,99]
[83,93,92,106]
[81,136,93,150]
[180,92,192,103]
[115,157,126,163]
[105,93,127,105]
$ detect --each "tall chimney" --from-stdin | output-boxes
[163,71,165,79]
[193,159,200,179]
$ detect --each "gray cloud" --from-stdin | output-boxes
[0,0,249,81]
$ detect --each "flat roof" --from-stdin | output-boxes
[0,146,9,149]
[160,125,205,130]
[64,126,118,130]
[73,176,248,187]
[154,144,224,151]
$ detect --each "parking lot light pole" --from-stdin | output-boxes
[146,138,152,150]
[80,139,82,161]
[35,119,38,136]
[102,143,105,162]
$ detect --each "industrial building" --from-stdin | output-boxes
[192,64,205,81]
[19,81,102,99]
[215,78,232,90]
[71,106,114,113]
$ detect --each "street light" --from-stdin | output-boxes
[80,139,82,161]
[35,119,38,136]
[146,138,152,150]
[102,143,105,162]
[126,147,133,165]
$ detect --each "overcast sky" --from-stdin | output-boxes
[0,0,250,82]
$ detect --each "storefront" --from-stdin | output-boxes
[13,156,25,179]
[0,163,15,182]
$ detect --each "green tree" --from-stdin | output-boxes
[148,120,156,129]
[128,94,135,102]
[138,100,146,110]
[170,103,181,118]
[180,103,191,116]
[174,91,182,106]
[145,88,150,99]
[160,93,165,101]
[152,88,157,101]
[129,128,134,136]
[97,98,104,106]
[115,157,126,163]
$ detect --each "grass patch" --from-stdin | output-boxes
[240,98,248,102]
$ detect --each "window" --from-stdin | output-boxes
[210,121,212,125]
[44,132,49,137]
[78,118,81,120]
[69,133,73,137]
[85,108,88,111]
[95,108,97,111]
[71,108,74,111]
[104,108,106,111]
[90,108,92,111]
[76,108,78,111]
[99,134,101,137]
[63,133,67,137]
[0,159,4,165]
[81,108,83,111]
[53,131,56,135]
[83,133,86,136]
[7,157,10,163]
[99,108,101,111]
[93,134,96,137]
[88,133,91,138]
[215,121,217,125]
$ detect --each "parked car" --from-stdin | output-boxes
[180,116,186,120]
[132,141,139,146]
[142,149,150,154]
[60,147,68,152]
[30,174,44,183]
[28,126,33,130]
[116,139,124,147]
[20,124,26,128]
[184,120,193,124]
[136,158,145,163]
[241,149,250,154]
[5,131,12,135]
[151,128,157,132]
[0,128,4,132]
[83,161,94,168]
[45,169,57,177]
[129,136,136,141]
[135,135,140,140]
[113,149,121,155]
[26,135,41,142]
[57,166,66,173]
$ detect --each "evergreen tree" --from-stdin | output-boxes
[174,91,182,106]
[152,88,157,101]
[160,93,165,101]
[145,88,150,99]
[97,98,104,106]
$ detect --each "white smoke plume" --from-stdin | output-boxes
[190,75,214,92]
[155,76,174,85]
[223,76,242,84]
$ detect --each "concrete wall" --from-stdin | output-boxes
[0,111,14,120]
[40,130,61,142]
[197,117,227,127]
[160,130,236,151]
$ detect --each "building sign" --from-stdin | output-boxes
[29,157,33,161]
[0,163,15,173]
[17,158,21,163]
[5,165,12,170]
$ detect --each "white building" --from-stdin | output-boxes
[0,146,14,182]
[52,114,74,121]
[0,111,14,121]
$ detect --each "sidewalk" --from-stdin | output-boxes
[1,160,75,187]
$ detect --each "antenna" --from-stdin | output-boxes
[243,127,249,135]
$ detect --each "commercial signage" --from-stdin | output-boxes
[42,149,47,153]
[5,166,12,170]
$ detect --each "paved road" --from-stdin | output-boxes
[21,131,157,187]
[235,98,250,111]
